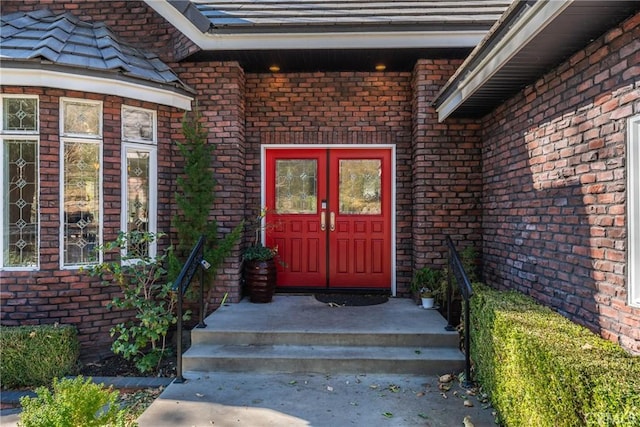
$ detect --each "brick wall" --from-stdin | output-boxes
[412,60,483,280]
[173,62,247,304]
[245,71,415,292]
[0,86,180,357]
[1,0,199,62]
[481,12,640,354]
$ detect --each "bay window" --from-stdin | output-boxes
[121,105,157,259]
[60,98,102,267]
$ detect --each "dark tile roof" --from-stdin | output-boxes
[0,9,188,90]
[191,0,513,33]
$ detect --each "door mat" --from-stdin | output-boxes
[315,293,388,306]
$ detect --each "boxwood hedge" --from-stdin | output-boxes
[470,285,639,427]
[0,324,79,389]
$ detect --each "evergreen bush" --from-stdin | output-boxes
[470,285,640,426]
[169,107,242,305]
[0,324,79,389]
[18,376,128,427]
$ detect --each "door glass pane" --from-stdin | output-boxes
[126,149,150,257]
[339,159,381,214]
[63,141,100,265]
[275,159,317,214]
[3,139,38,266]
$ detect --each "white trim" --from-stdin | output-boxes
[1,68,192,111]
[261,144,397,296]
[628,115,640,308]
[145,1,486,51]
[436,0,572,122]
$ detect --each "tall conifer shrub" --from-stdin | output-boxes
[169,107,242,305]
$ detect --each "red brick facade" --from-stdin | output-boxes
[0,86,181,356]
[480,12,640,353]
[1,1,638,356]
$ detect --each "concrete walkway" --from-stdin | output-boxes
[137,371,497,427]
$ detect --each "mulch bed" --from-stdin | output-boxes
[79,352,177,378]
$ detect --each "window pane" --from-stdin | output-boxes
[275,159,317,214]
[3,98,37,131]
[123,107,154,142]
[126,149,150,257]
[339,159,381,215]
[63,142,99,265]
[3,139,38,266]
[63,101,100,136]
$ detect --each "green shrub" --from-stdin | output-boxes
[18,376,128,427]
[84,231,187,373]
[470,285,640,426]
[0,324,79,389]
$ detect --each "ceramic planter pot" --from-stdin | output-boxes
[244,258,277,303]
[421,297,435,309]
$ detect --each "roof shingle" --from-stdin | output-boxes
[0,9,189,91]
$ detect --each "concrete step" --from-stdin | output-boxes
[182,344,465,375]
[190,329,460,348]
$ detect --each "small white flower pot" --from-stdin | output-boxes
[421,297,435,309]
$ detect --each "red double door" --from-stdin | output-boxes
[264,148,392,290]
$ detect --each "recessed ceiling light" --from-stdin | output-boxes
[269,65,280,72]
[375,64,386,71]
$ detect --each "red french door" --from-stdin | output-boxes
[265,148,392,290]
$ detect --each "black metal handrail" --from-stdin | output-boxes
[172,235,210,383]
[445,236,474,388]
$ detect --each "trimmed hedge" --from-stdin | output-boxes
[0,324,79,389]
[470,285,640,427]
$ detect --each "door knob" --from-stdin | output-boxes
[330,212,335,231]
[321,212,326,231]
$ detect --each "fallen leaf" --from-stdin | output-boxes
[439,374,454,383]
[418,413,428,419]
[464,400,474,407]
[416,392,425,397]
[382,412,393,418]
[289,380,297,385]
[438,382,451,391]
[463,415,475,427]
[440,392,448,399]
[196,393,204,398]
[327,386,334,392]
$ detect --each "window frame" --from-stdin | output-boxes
[59,98,103,269]
[628,115,640,308]
[120,105,158,260]
[0,94,40,271]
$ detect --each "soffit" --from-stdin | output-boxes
[158,0,513,72]
[433,0,640,120]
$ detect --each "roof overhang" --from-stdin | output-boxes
[148,0,488,52]
[1,62,193,110]
[433,0,640,121]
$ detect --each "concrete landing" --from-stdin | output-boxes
[183,295,464,375]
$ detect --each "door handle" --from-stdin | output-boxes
[330,212,335,231]
[321,212,326,231]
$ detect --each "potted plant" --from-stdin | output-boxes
[243,208,278,303]
[411,266,444,309]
